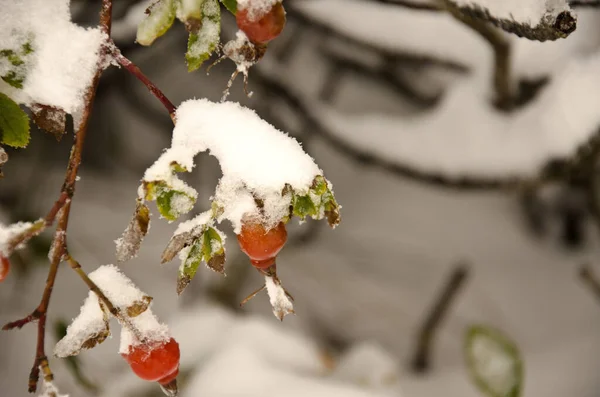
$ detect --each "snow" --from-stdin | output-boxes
[469,332,519,395]
[0,0,106,115]
[265,275,295,320]
[237,0,280,20]
[145,99,322,232]
[0,220,36,255]
[118,310,170,353]
[173,210,213,235]
[54,291,108,358]
[314,51,600,179]
[450,0,571,26]
[38,380,69,397]
[88,264,147,309]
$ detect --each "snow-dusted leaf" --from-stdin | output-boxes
[162,230,192,264]
[126,295,153,318]
[145,181,196,221]
[0,146,7,178]
[265,275,294,321]
[54,291,110,357]
[31,104,66,141]
[465,325,523,397]
[0,39,34,89]
[88,265,149,310]
[177,225,225,294]
[185,0,221,72]
[136,0,177,46]
[0,92,30,148]
[220,0,237,14]
[115,199,151,262]
[291,176,341,227]
[162,210,214,263]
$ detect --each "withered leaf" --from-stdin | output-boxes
[0,146,7,178]
[207,252,225,274]
[161,230,192,264]
[115,199,150,263]
[31,104,66,141]
[176,275,191,296]
[126,295,153,317]
[80,325,110,350]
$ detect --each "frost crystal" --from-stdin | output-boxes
[0,220,37,255]
[0,0,106,115]
[237,0,280,21]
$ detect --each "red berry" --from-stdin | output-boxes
[0,255,9,282]
[236,2,286,44]
[237,221,287,269]
[122,338,180,385]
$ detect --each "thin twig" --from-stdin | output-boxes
[410,263,470,373]
[570,0,600,6]
[110,43,177,122]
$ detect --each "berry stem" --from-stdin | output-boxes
[110,43,177,123]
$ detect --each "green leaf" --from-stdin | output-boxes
[465,325,523,397]
[0,92,30,148]
[145,181,196,221]
[292,193,317,219]
[177,239,203,295]
[219,0,237,14]
[136,0,177,46]
[201,226,225,273]
[185,0,221,72]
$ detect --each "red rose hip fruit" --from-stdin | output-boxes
[237,221,287,268]
[236,2,286,44]
[122,338,180,385]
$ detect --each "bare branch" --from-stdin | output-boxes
[372,0,443,11]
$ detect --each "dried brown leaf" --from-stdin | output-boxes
[116,200,150,262]
[207,252,225,274]
[161,231,191,264]
[126,295,153,317]
[31,104,66,141]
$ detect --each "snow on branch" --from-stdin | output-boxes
[0,0,106,116]
[446,0,577,41]
[312,52,600,181]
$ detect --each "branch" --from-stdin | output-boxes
[570,0,600,6]
[580,264,600,304]
[2,1,113,392]
[410,263,470,373]
[445,1,576,41]
[440,0,514,109]
[372,0,443,11]
[110,43,177,122]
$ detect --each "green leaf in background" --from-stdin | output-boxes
[0,92,30,148]
[145,181,196,221]
[465,325,523,397]
[185,0,221,72]
[219,0,237,14]
[0,39,34,89]
[136,0,177,46]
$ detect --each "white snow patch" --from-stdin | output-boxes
[145,99,322,231]
[237,0,280,20]
[315,51,600,179]
[54,291,108,358]
[89,264,147,309]
[38,381,69,397]
[0,220,36,255]
[265,275,294,320]
[0,0,106,114]
[119,309,171,354]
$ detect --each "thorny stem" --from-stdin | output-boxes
[411,263,470,373]
[439,0,513,109]
[110,44,177,122]
[579,264,600,303]
[2,1,114,392]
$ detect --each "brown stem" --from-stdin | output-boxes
[411,263,470,373]
[439,0,513,109]
[580,264,600,303]
[373,0,443,11]
[2,1,114,392]
[109,44,177,122]
[64,254,147,342]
